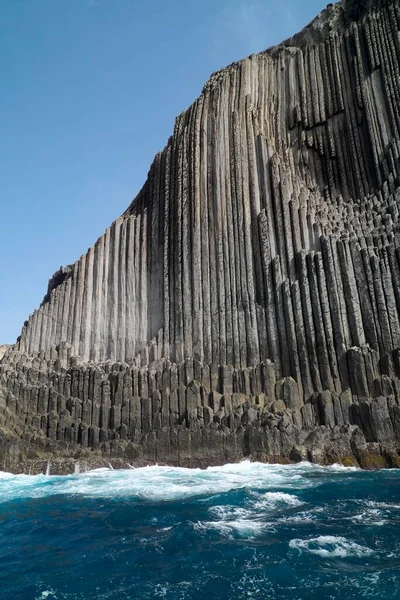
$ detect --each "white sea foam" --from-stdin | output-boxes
[365,500,400,510]
[274,508,322,526]
[204,490,303,538]
[263,491,302,504]
[324,463,359,472]
[347,499,400,526]
[253,491,303,510]
[0,460,362,505]
[209,505,254,520]
[0,471,15,479]
[0,461,325,503]
[36,591,56,599]
[289,535,374,558]
[202,490,304,539]
[350,509,387,527]
[194,518,268,539]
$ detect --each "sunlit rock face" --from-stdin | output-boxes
[2,1,400,473]
[0,346,9,362]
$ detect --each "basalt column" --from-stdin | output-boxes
[3,0,400,472]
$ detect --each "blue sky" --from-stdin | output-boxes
[0,0,327,344]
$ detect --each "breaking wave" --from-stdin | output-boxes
[289,535,374,558]
[0,460,357,504]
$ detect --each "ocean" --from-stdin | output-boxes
[0,462,399,600]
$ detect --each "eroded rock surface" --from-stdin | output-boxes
[2,0,400,473]
[0,346,9,362]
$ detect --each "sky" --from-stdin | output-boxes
[0,0,328,344]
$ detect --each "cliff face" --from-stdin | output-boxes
[0,346,9,362]
[2,0,400,473]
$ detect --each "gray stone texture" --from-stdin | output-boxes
[2,1,400,472]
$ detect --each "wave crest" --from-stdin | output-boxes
[289,535,373,558]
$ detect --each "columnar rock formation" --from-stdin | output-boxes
[2,0,400,472]
[0,346,9,362]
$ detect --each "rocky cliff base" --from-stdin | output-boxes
[2,346,400,474]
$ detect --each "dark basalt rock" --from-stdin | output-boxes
[41,265,73,306]
[343,0,393,21]
[2,0,400,473]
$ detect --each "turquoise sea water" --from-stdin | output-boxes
[0,462,400,600]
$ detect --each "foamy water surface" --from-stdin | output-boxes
[0,461,399,599]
